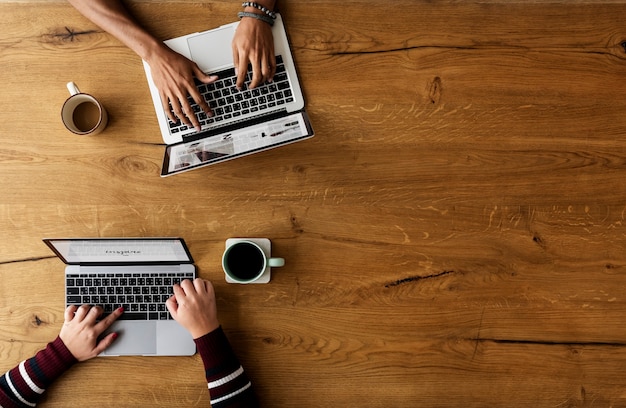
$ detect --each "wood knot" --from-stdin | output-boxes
[290,214,304,234]
[292,164,306,174]
[532,233,546,249]
[621,41,626,53]
[117,156,154,172]
[428,76,442,105]
[42,27,102,44]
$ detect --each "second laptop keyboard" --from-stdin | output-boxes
[169,54,295,135]
[66,271,195,321]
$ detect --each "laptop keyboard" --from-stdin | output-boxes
[66,271,195,321]
[169,54,295,136]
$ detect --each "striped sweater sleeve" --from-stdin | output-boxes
[0,336,77,408]
[194,327,259,408]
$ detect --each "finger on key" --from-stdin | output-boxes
[268,51,276,82]
[166,294,179,315]
[96,306,124,333]
[174,95,196,130]
[249,58,264,89]
[160,93,178,125]
[170,98,189,128]
[187,86,211,129]
[64,305,78,322]
[74,304,91,321]
[261,51,273,85]
[235,54,250,90]
[192,66,218,118]
[181,92,202,132]
[85,305,103,322]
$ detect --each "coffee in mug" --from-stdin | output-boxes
[61,82,108,135]
[222,239,284,283]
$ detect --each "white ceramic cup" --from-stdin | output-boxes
[61,82,108,135]
[222,239,284,283]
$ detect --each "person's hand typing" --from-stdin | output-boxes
[232,17,276,90]
[59,305,123,361]
[147,45,218,132]
[167,278,220,339]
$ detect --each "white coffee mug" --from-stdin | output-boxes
[222,239,284,284]
[61,82,108,135]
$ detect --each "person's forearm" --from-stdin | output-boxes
[67,0,165,63]
[0,336,77,408]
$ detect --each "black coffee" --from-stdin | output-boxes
[225,242,265,280]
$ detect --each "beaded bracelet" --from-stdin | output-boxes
[241,2,276,19]
[238,11,275,26]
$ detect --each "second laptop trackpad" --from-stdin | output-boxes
[101,321,157,356]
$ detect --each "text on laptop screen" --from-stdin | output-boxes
[47,239,192,263]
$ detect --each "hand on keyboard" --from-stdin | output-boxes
[232,16,276,90]
[59,304,124,361]
[168,55,293,136]
[67,272,196,322]
[166,278,220,339]
[147,45,218,132]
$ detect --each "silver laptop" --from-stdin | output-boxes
[142,13,314,177]
[43,238,196,356]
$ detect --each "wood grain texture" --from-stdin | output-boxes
[2,1,626,407]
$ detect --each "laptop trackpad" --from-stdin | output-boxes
[101,321,157,356]
[188,26,235,73]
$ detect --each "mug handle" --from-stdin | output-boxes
[66,82,80,96]
[268,257,285,267]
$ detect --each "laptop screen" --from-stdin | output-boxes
[43,238,194,265]
[162,111,314,176]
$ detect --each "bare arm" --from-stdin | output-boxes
[67,0,216,131]
[69,0,279,132]
[66,0,160,62]
[233,0,277,89]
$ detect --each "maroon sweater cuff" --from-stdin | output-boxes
[33,336,78,387]
[194,327,258,407]
[194,326,237,370]
[0,336,77,408]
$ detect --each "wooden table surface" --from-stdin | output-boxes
[3,0,626,406]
